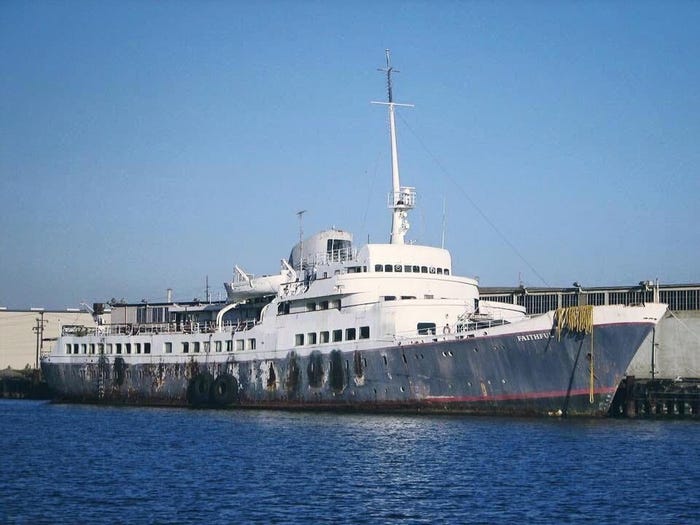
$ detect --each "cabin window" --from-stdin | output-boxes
[444,269,450,275]
[235,340,244,351]
[226,341,233,352]
[417,322,437,335]
[247,339,256,350]
[384,264,393,272]
[437,268,443,275]
[144,343,151,354]
[182,342,189,353]
[404,265,412,272]
[278,302,290,315]
[215,341,222,352]
[374,264,383,272]
[107,344,113,354]
[346,328,356,341]
[306,302,316,312]
[116,343,122,355]
[308,332,317,345]
[125,343,132,355]
[89,344,95,354]
[320,331,330,343]
[98,343,104,355]
[360,326,370,339]
[203,342,210,353]
[421,266,428,273]
[193,342,200,353]
[80,344,86,354]
[135,343,141,354]
[164,342,172,354]
[332,329,343,342]
[295,334,305,346]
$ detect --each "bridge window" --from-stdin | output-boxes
[346,328,356,341]
[144,343,151,354]
[332,329,343,342]
[308,332,317,345]
[360,326,370,339]
[135,343,141,354]
[295,334,305,346]
[247,339,256,350]
[320,331,330,343]
[235,340,244,351]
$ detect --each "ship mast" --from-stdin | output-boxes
[372,49,415,245]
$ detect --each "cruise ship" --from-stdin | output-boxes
[41,52,667,416]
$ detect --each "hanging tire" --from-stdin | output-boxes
[187,372,213,406]
[210,374,238,406]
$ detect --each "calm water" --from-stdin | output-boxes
[1,400,698,524]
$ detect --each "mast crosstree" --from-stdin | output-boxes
[372,49,415,245]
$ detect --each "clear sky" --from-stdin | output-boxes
[1,1,698,309]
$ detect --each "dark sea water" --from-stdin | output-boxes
[1,400,698,524]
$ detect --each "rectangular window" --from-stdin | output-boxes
[98,343,104,355]
[125,343,131,354]
[417,322,437,335]
[193,342,200,353]
[247,339,256,350]
[226,340,233,352]
[320,331,330,343]
[307,332,317,345]
[332,329,342,342]
[404,265,412,272]
[346,328,356,341]
[203,341,210,353]
[360,326,370,339]
[375,264,383,272]
[412,265,420,272]
[107,343,113,354]
[330,299,341,310]
[384,264,393,272]
[215,341,222,352]
[295,333,305,346]
[306,302,316,312]
[81,344,87,354]
[116,343,122,355]
[437,268,443,275]
[421,266,428,273]
[165,342,172,354]
[320,301,329,310]
[144,343,151,354]
[444,269,450,275]
[135,343,141,354]
[235,340,244,351]
[182,342,189,353]
[89,343,95,354]
[65,344,71,354]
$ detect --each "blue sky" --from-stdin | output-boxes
[1,1,698,309]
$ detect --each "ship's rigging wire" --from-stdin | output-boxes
[396,112,550,287]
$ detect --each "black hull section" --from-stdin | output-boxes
[41,322,653,417]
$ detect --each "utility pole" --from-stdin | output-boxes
[31,310,46,370]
